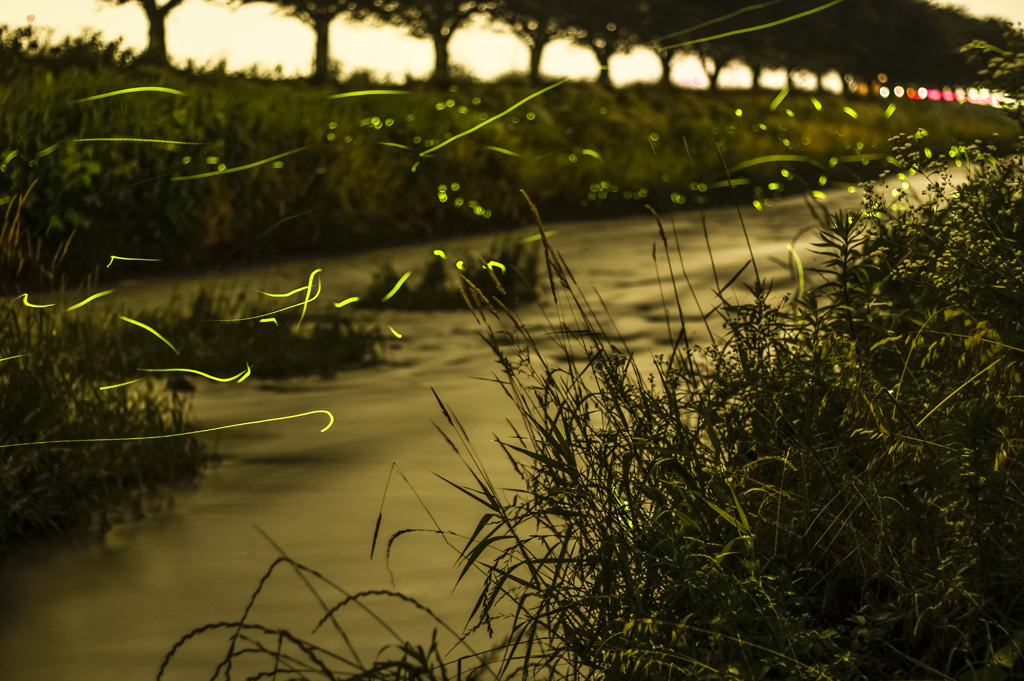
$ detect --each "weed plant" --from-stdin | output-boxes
[0,282,382,555]
[162,126,1024,680]
[360,232,541,311]
[0,299,211,558]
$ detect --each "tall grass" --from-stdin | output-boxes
[0,281,375,556]
[0,219,546,554]
[162,124,1024,680]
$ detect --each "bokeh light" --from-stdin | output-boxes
[880,86,890,98]
[894,86,905,97]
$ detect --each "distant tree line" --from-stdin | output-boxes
[4,0,1018,93]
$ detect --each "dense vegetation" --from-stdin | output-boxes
[1,58,1018,296]
[4,5,1024,680]
[154,19,1024,681]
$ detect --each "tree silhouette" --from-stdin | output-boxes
[494,0,574,86]
[629,0,686,88]
[363,1,499,87]
[95,0,190,68]
[225,0,375,86]
[562,0,643,88]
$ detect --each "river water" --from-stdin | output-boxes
[0,166,966,681]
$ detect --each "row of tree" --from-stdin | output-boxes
[85,0,1020,90]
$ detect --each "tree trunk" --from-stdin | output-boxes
[430,30,452,87]
[529,32,549,86]
[817,70,826,93]
[311,15,332,86]
[142,5,169,67]
[749,62,763,90]
[658,49,674,87]
[696,46,720,91]
[704,58,720,91]
[594,44,611,88]
[139,0,186,68]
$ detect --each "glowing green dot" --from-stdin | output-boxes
[451,183,460,191]
[526,112,536,120]
[328,121,337,130]
[435,102,445,111]
[446,99,455,108]
[327,132,336,141]
[385,118,394,126]
[786,109,794,117]
[568,154,578,162]
[650,133,660,141]
[735,109,742,117]
[455,198,464,207]
[182,156,191,164]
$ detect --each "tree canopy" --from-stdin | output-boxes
[90,0,1018,92]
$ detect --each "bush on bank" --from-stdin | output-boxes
[1,58,1019,295]
[0,284,382,557]
[159,131,1024,681]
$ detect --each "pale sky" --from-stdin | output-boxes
[2,0,1022,88]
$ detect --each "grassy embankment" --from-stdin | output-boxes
[1,59,1019,295]
[6,48,1024,680]
[162,136,1024,681]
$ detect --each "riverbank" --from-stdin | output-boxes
[2,62,1019,297]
